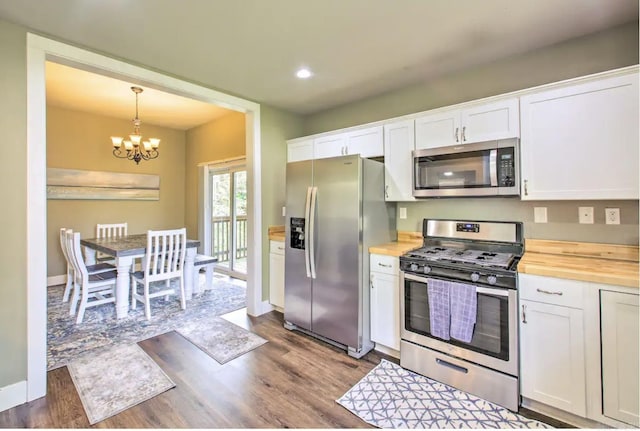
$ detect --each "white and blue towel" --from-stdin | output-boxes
[427,278,451,340]
[449,282,477,343]
[427,279,477,343]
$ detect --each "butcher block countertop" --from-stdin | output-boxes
[268,226,285,241]
[518,239,639,288]
[368,231,423,257]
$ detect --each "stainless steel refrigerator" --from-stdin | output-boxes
[284,154,396,358]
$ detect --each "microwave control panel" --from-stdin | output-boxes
[497,147,516,187]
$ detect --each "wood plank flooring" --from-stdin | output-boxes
[0,308,571,428]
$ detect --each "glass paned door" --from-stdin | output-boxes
[210,164,247,279]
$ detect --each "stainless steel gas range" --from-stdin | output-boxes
[399,218,523,411]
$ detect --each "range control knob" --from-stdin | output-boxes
[410,263,418,272]
[470,272,480,282]
[422,265,431,274]
[487,275,497,285]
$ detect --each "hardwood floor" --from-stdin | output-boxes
[0,308,571,428]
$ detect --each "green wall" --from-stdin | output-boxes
[0,18,28,389]
[302,21,640,246]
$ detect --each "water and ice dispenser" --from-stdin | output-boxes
[290,217,306,250]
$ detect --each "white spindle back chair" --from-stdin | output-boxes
[131,228,187,320]
[66,231,117,324]
[95,223,128,263]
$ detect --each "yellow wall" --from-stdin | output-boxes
[184,111,246,238]
[47,106,186,277]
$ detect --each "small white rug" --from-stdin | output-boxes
[337,359,552,429]
[177,316,267,364]
[67,343,175,425]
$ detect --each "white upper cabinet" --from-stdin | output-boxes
[287,139,314,162]
[314,126,383,159]
[313,133,347,159]
[520,72,639,200]
[415,97,519,150]
[383,119,416,201]
[345,126,384,158]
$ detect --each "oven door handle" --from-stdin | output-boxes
[403,272,509,297]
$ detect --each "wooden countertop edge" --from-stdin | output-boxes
[519,252,639,288]
[369,241,423,257]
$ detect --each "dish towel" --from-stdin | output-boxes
[449,281,477,343]
[427,278,450,340]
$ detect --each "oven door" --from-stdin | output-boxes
[400,271,518,376]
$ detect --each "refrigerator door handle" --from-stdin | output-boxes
[309,186,318,279]
[304,186,313,278]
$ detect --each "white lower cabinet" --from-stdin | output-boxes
[269,240,285,309]
[601,290,639,427]
[370,254,400,351]
[519,274,587,417]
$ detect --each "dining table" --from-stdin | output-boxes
[81,233,201,319]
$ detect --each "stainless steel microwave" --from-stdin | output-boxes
[412,138,520,198]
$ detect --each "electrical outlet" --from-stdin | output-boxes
[534,207,547,223]
[578,207,594,224]
[605,208,620,225]
[399,207,407,219]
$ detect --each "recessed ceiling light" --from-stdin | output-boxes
[296,68,312,79]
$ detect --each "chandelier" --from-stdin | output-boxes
[110,86,160,164]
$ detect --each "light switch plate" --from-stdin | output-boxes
[534,207,547,223]
[399,207,407,219]
[282,206,286,217]
[578,207,594,224]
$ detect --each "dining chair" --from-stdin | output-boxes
[131,228,187,320]
[66,230,117,324]
[60,227,115,304]
[94,222,128,264]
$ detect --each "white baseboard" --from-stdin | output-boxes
[47,274,66,287]
[0,380,27,413]
[374,343,400,359]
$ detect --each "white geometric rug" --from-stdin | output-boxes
[337,359,552,429]
[67,343,175,425]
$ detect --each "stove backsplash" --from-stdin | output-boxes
[395,198,639,245]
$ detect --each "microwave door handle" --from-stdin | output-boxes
[489,149,498,187]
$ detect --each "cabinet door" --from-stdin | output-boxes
[520,73,639,200]
[314,133,347,159]
[346,126,383,158]
[520,299,586,416]
[269,251,285,308]
[370,271,400,350]
[415,109,461,150]
[460,98,519,143]
[383,120,416,201]
[601,291,639,426]
[287,139,314,162]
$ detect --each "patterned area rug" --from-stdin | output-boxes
[177,316,268,364]
[67,343,175,425]
[48,274,246,370]
[337,359,552,429]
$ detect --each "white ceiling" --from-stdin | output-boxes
[1,0,637,118]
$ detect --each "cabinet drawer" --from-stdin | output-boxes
[270,240,285,255]
[370,254,399,275]
[519,273,584,309]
